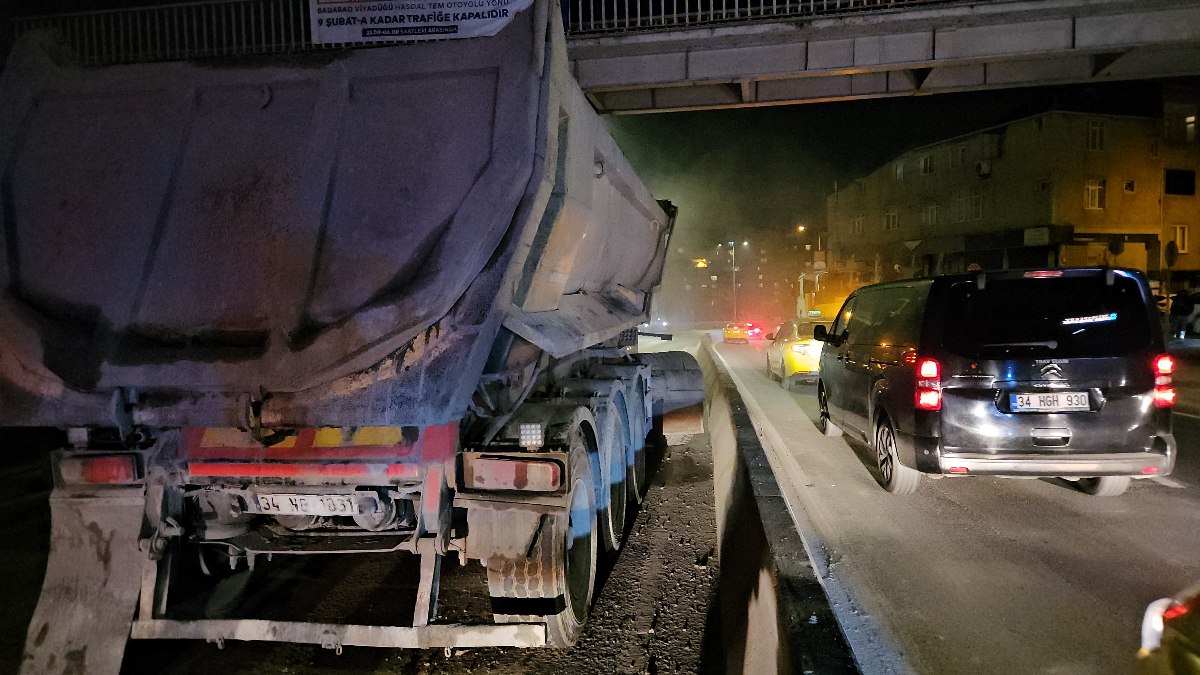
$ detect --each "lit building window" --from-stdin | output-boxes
[1086,120,1105,151]
[1175,225,1190,253]
[920,155,934,174]
[1188,116,1196,143]
[895,162,904,180]
[884,211,899,231]
[1084,179,1106,210]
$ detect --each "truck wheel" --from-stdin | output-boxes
[1077,476,1130,496]
[629,416,661,505]
[818,384,842,437]
[875,417,920,495]
[600,410,628,552]
[487,431,597,647]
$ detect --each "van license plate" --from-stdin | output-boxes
[255,493,357,516]
[1010,392,1089,412]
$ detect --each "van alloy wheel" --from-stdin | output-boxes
[875,418,920,494]
[818,384,842,437]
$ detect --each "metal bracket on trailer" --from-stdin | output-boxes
[129,535,544,650]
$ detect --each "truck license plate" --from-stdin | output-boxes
[255,493,357,516]
[1010,392,1089,412]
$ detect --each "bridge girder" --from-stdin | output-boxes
[567,0,1200,114]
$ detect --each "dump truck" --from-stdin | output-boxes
[0,1,703,671]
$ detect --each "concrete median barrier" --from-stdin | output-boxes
[697,337,858,674]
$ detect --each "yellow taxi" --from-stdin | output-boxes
[722,322,750,343]
[766,319,832,390]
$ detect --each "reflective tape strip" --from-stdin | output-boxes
[188,462,416,479]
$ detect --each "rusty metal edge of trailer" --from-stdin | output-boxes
[130,619,547,649]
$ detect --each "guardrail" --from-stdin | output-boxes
[9,0,974,65]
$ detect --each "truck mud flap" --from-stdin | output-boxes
[662,403,704,446]
[22,489,146,675]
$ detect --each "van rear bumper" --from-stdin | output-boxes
[936,448,1175,477]
[904,433,1176,477]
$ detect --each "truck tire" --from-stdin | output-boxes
[487,430,597,647]
[631,415,668,504]
[600,406,629,553]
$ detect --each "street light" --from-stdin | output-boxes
[723,240,750,321]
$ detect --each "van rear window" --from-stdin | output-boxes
[943,275,1153,358]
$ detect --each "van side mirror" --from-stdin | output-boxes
[765,333,775,341]
[812,324,828,342]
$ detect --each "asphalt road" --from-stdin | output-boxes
[713,339,1200,675]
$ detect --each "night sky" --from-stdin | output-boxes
[605,79,1177,255]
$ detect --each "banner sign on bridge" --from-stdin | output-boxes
[310,0,531,44]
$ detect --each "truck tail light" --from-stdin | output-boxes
[915,358,942,411]
[469,457,562,492]
[59,454,139,484]
[1154,354,1175,408]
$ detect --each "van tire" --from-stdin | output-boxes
[1077,476,1131,497]
[875,418,920,495]
[818,384,842,437]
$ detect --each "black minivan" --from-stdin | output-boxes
[814,267,1176,496]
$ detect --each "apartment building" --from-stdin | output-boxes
[825,106,1200,285]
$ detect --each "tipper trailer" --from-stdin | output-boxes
[0,1,704,671]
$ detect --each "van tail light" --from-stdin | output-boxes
[1154,354,1175,408]
[915,357,942,411]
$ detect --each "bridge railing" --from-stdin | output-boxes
[10,0,314,66]
[566,0,963,35]
[8,0,969,65]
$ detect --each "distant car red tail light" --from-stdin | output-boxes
[915,357,942,411]
[1153,354,1175,408]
